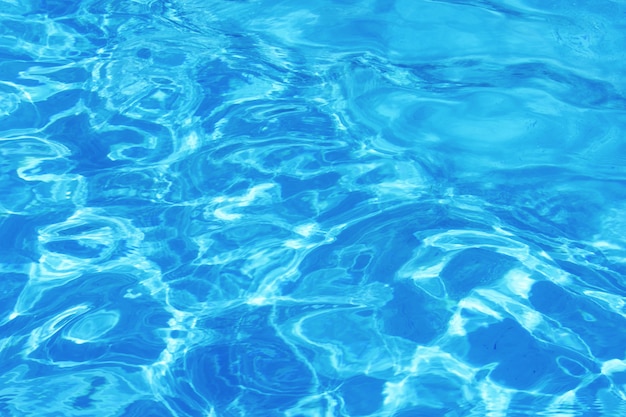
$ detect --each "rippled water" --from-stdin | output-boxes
[1,0,626,416]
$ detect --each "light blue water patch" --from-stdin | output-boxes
[1,0,626,416]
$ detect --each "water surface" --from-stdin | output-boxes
[1,0,626,416]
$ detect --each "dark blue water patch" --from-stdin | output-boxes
[283,190,323,219]
[0,49,33,63]
[0,215,47,264]
[167,238,196,261]
[505,209,568,240]
[28,322,165,365]
[44,114,103,164]
[0,273,28,316]
[533,199,604,240]
[610,368,626,385]
[108,113,171,138]
[500,178,623,240]
[298,245,349,276]
[0,101,41,131]
[557,356,589,378]
[381,282,449,344]
[165,265,213,294]
[43,240,109,259]
[199,311,241,336]
[1,20,40,45]
[172,377,211,411]
[505,62,626,109]
[351,233,423,281]
[0,328,31,379]
[529,281,626,359]
[84,176,163,208]
[31,0,80,18]
[232,333,314,399]
[40,89,83,117]
[122,400,175,417]
[233,106,337,138]
[105,319,168,364]
[161,395,204,417]
[555,259,626,294]
[455,167,563,203]
[45,67,90,83]
[140,230,197,272]
[352,162,409,187]
[33,335,109,363]
[339,374,385,416]
[191,267,252,300]
[465,318,582,392]
[0,398,11,416]
[393,406,455,417]
[300,204,447,281]
[72,132,141,173]
[0,315,37,346]
[213,223,292,251]
[197,105,231,136]
[175,159,270,200]
[57,17,107,48]
[531,195,621,240]
[163,260,202,282]
[351,252,372,272]
[402,59,626,109]
[200,141,245,162]
[136,48,151,59]
[168,277,214,305]
[235,391,307,417]
[161,231,196,260]
[195,60,243,108]
[440,248,519,299]
[17,361,55,381]
[210,117,334,152]
[105,146,150,161]
[185,344,243,407]
[71,376,106,409]
[153,51,186,67]
[22,273,169,354]
[316,191,373,224]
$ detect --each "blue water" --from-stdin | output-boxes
[1,0,626,416]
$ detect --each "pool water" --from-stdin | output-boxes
[1,0,626,416]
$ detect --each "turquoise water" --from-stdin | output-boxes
[1,0,626,416]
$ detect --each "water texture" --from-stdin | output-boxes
[1,0,626,416]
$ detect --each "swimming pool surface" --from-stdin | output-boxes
[1,0,626,416]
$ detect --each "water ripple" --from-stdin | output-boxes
[1,0,626,416]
